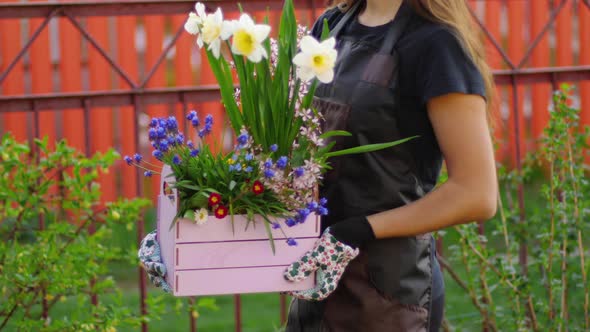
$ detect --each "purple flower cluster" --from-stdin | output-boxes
[284,198,328,227]
[148,115,185,159]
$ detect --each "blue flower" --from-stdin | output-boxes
[152,150,163,160]
[234,164,242,172]
[264,169,275,179]
[187,141,194,149]
[318,207,328,216]
[319,197,328,206]
[287,238,298,246]
[190,149,200,157]
[245,153,253,161]
[298,208,310,220]
[172,155,181,165]
[149,118,159,128]
[186,110,197,120]
[237,133,248,145]
[144,170,153,177]
[124,156,133,165]
[245,166,253,173]
[229,165,235,172]
[191,117,200,127]
[294,167,305,178]
[307,202,318,211]
[276,156,288,169]
[133,153,142,163]
[271,222,280,229]
[270,144,278,152]
[158,119,167,128]
[158,139,169,152]
[285,218,296,227]
[166,116,178,131]
[156,127,166,139]
[204,123,213,132]
[264,159,273,169]
[205,114,213,125]
[175,134,184,145]
[198,129,206,138]
[148,128,157,140]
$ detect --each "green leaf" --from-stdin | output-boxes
[325,136,419,158]
[319,130,352,140]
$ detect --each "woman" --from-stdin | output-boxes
[282,0,497,331]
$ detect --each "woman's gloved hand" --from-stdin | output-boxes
[283,216,375,301]
[138,230,172,293]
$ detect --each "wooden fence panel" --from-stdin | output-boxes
[0,9,27,141]
[581,0,590,135]
[117,15,139,199]
[530,1,551,143]
[29,0,55,149]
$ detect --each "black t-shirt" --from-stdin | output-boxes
[310,5,486,106]
[310,3,485,301]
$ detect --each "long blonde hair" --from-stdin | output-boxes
[332,0,495,109]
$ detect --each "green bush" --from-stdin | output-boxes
[442,86,590,331]
[0,136,153,331]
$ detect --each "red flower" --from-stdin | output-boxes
[208,193,222,206]
[214,205,228,219]
[252,180,264,195]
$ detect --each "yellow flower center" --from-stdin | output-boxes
[211,197,218,203]
[312,54,329,72]
[227,158,235,165]
[234,29,255,55]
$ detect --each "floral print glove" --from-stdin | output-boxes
[283,228,360,301]
[138,230,172,293]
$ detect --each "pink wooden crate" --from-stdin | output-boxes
[156,166,320,296]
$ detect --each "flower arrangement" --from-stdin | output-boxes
[125,0,413,250]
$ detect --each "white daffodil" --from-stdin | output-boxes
[184,3,233,58]
[194,208,208,225]
[293,36,337,83]
[184,3,206,35]
[230,14,271,63]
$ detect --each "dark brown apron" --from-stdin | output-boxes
[286,1,436,331]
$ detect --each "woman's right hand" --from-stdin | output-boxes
[138,230,172,293]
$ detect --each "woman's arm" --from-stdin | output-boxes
[368,93,498,238]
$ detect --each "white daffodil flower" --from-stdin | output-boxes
[184,2,206,35]
[293,36,337,83]
[194,208,208,225]
[184,3,233,58]
[200,8,234,58]
[230,14,271,63]
[184,12,201,35]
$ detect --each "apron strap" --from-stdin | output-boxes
[329,0,363,38]
[380,3,413,54]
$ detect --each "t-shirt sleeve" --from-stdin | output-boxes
[415,28,486,105]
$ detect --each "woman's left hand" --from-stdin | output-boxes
[283,216,374,301]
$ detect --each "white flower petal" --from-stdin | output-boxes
[292,52,311,67]
[220,20,235,40]
[209,39,221,58]
[253,24,271,42]
[248,48,263,63]
[196,36,204,48]
[321,37,336,50]
[195,3,206,18]
[184,13,201,35]
[239,13,254,27]
[213,7,223,22]
[297,66,315,82]
[299,35,319,53]
[317,69,334,83]
[259,46,268,59]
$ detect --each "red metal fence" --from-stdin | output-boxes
[1,0,590,331]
